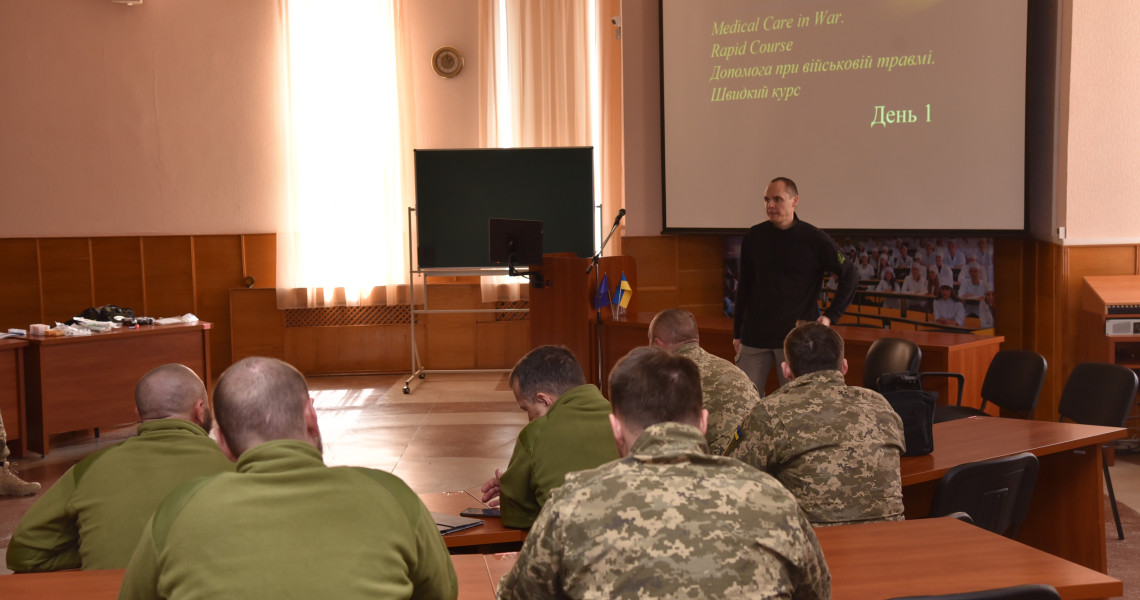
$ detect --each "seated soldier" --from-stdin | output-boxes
[732,323,906,526]
[0,409,39,497]
[648,308,760,454]
[7,364,234,572]
[119,357,455,600]
[481,345,619,529]
[498,346,830,599]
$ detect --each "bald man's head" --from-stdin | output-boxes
[212,357,317,459]
[135,364,211,430]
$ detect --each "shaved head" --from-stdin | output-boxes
[213,357,314,458]
[136,364,208,422]
[648,308,700,349]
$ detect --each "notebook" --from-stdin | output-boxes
[431,512,483,535]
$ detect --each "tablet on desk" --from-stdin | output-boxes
[432,512,483,535]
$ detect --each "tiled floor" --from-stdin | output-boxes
[1,371,1138,577]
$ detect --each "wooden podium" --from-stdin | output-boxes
[529,254,636,385]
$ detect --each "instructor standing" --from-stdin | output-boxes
[733,177,856,394]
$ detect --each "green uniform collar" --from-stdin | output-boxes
[629,422,709,457]
[136,418,211,438]
[236,439,325,474]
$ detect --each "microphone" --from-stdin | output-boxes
[612,208,627,227]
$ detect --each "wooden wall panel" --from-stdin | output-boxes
[37,238,93,323]
[230,289,285,363]
[91,237,145,313]
[422,285,479,370]
[284,324,418,374]
[475,320,530,369]
[193,236,245,376]
[241,233,276,288]
[0,239,43,330]
[142,237,195,318]
[624,236,677,288]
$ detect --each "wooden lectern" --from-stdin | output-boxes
[529,254,637,385]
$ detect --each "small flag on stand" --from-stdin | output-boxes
[594,273,611,310]
[612,272,633,308]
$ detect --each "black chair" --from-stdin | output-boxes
[1057,362,1139,540]
[864,337,922,393]
[935,350,1048,423]
[888,583,1061,600]
[928,452,1039,538]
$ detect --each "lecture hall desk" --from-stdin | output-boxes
[901,416,1127,573]
[22,323,211,455]
[419,490,527,549]
[0,519,1118,599]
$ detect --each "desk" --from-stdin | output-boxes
[902,417,1127,572]
[457,519,1123,599]
[419,491,527,549]
[596,314,1003,406]
[23,324,212,455]
[0,338,28,458]
[0,519,1120,599]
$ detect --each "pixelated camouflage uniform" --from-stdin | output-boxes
[731,369,905,526]
[673,341,761,455]
[497,422,831,600]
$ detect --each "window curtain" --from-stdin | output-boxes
[476,0,624,303]
[276,0,417,309]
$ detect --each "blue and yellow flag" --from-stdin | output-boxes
[612,272,633,308]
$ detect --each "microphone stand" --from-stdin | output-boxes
[586,209,625,385]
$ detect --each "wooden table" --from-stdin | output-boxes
[596,313,1003,406]
[23,323,212,455]
[419,491,527,549]
[460,519,1123,599]
[0,338,28,458]
[901,417,1127,572]
[0,519,1120,599]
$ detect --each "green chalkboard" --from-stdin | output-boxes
[414,147,595,269]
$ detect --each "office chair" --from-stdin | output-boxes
[888,583,1061,600]
[1058,362,1139,540]
[935,350,1047,423]
[864,337,922,393]
[928,452,1039,538]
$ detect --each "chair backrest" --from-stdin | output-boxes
[979,350,1048,416]
[888,583,1061,600]
[1057,362,1139,428]
[864,337,922,391]
[929,452,1039,537]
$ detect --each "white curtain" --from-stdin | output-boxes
[477,0,621,302]
[276,0,416,308]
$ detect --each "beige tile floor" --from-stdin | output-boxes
[1,371,1138,576]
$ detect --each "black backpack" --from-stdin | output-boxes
[877,372,936,457]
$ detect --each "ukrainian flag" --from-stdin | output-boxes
[612,272,633,308]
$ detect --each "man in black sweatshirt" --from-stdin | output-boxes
[733,177,857,394]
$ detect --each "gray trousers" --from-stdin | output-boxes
[736,345,787,397]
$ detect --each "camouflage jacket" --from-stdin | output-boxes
[732,370,905,526]
[497,422,831,600]
[674,342,761,454]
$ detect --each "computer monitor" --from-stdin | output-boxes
[488,218,543,268]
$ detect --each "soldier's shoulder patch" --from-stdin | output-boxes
[837,251,846,264]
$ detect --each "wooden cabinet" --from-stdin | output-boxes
[1079,275,1140,438]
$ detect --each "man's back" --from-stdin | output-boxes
[673,342,760,454]
[498,384,619,528]
[7,420,234,572]
[733,370,906,526]
[119,440,456,600]
[498,422,830,599]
